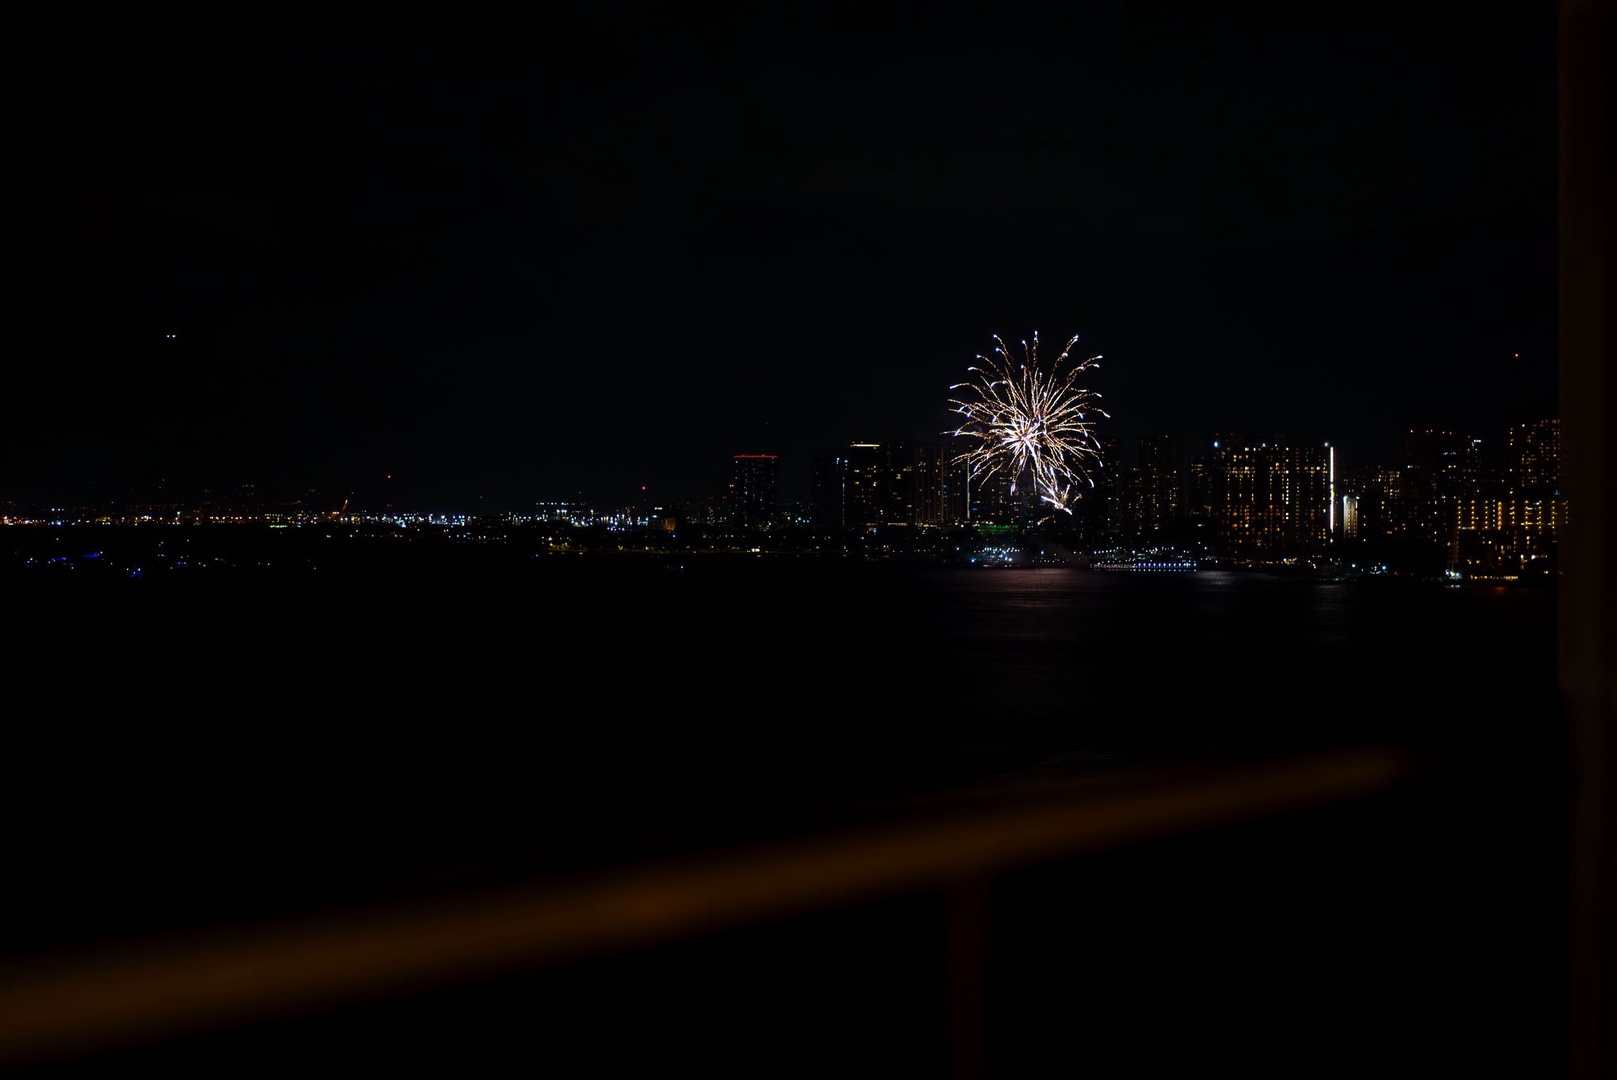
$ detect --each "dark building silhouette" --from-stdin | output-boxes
[890,440,950,527]
[1399,428,1482,554]
[1084,436,1123,542]
[1137,434,1186,475]
[728,454,778,528]
[842,442,885,532]
[1118,435,1188,544]
[808,454,845,534]
[812,439,956,536]
[1508,417,1561,491]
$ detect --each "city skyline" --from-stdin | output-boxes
[1,413,1562,524]
[0,410,1565,517]
[11,4,1556,512]
[0,413,1565,587]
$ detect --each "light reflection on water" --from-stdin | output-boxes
[1,558,1560,954]
[638,562,1556,750]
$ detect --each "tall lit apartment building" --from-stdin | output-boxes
[1450,418,1564,578]
[1212,435,1333,559]
[1334,464,1406,542]
[1507,417,1560,491]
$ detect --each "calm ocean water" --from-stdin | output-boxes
[5,551,1559,953]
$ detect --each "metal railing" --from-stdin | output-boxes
[0,745,1415,1072]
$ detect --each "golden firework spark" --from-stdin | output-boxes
[947,331,1108,516]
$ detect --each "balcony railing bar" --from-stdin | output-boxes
[0,744,1413,1069]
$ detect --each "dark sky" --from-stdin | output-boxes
[12,2,1557,511]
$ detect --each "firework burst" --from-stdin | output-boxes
[947,331,1108,518]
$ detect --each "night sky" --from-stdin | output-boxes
[12,2,1557,511]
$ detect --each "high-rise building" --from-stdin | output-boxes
[1117,467,1176,541]
[941,443,971,526]
[809,454,845,534]
[843,442,885,531]
[1184,453,1215,533]
[1120,435,1187,543]
[880,440,926,528]
[1400,429,1481,548]
[1507,418,1560,492]
[1138,434,1186,476]
[728,454,778,528]
[1402,429,1481,470]
[1076,436,1122,542]
[1448,419,1564,578]
[1334,465,1406,541]
[1212,435,1332,559]
[811,439,958,536]
[905,441,948,526]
